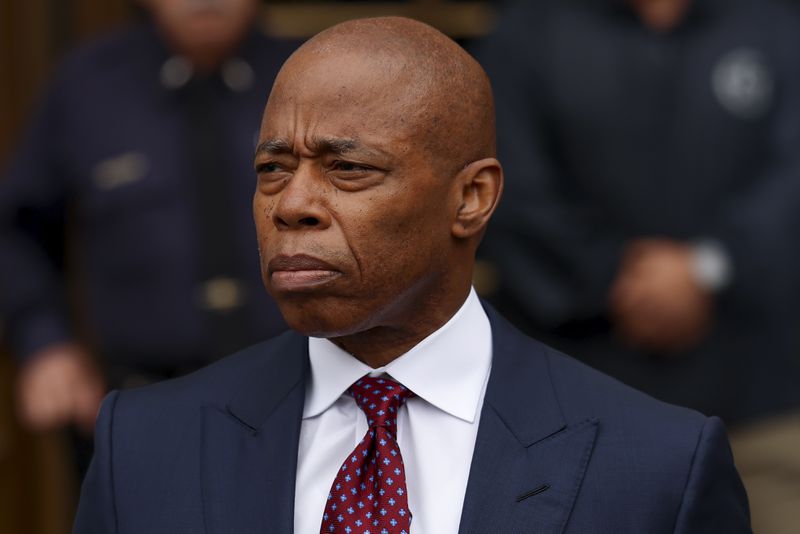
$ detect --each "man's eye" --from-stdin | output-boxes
[328,160,385,192]
[332,161,370,172]
[256,162,282,173]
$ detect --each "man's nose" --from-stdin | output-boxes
[271,163,331,230]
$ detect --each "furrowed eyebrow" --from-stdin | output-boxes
[255,138,292,156]
[312,137,359,155]
[255,136,388,159]
[314,137,396,162]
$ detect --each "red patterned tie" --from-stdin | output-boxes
[320,376,414,534]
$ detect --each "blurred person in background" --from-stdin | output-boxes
[473,0,800,532]
[0,0,294,472]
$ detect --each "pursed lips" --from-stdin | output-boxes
[268,254,342,291]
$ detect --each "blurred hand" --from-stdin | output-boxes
[610,238,714,352]
[15,343,106,435]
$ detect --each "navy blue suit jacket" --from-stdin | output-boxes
[73,307,750,533]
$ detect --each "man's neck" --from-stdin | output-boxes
[629,0,692,33]
[330,286,473,368]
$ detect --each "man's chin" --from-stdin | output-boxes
[278,305,363,340]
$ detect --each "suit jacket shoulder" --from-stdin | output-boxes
[73,330,308,534]
[74,312,750,534]
[459,306,751,533]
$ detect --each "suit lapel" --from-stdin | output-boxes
[199,306,598,533]
[201,331,308,534]
[458,307,598,534]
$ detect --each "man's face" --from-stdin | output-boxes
[144,0,258,53]
[253,52,461,337]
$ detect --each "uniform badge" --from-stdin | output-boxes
[91,151,149,191]
[711,48,774,120]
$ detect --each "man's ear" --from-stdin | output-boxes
[451,158,503,239]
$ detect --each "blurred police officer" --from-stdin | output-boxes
[473,1,800,531]
[0,0,294,442]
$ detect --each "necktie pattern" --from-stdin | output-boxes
[320,376,414,534]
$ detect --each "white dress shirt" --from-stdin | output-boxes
[294,288,493,534]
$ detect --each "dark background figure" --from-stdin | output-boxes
[472,0,800,531]
[0,0,295,472]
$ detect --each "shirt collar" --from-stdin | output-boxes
[304,288,493,424]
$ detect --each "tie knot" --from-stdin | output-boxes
[349,376,413,429]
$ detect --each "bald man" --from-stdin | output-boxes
[73,17,750,534]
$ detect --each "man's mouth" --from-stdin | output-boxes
[268,254,342,291]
